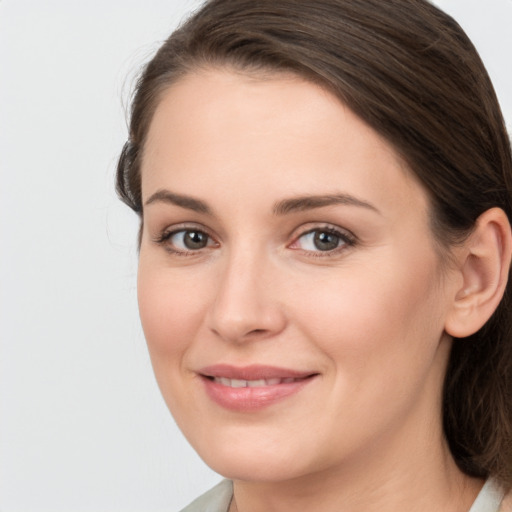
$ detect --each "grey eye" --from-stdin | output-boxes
[297,230,344,251]
[171,230,211,250]
[312,231,341,251]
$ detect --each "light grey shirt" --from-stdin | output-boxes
[181,480,233,512]
[180,478,506,512]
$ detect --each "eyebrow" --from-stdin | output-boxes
[273,194,380,215]
[144,189,379,216]
[144,189,212,214]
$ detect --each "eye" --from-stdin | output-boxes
[291,227,355,253]
[172,230,211,250]
[155,228,217,254]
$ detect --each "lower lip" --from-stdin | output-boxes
[200,376,315,412]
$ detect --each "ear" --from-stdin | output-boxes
[445,207,512,338]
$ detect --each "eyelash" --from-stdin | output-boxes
[152,224,357,257]
[153,225,218,256]
[290,225,357,257]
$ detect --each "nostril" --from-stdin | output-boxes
[207,291,287,343]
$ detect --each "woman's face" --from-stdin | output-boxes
[138,69,460,482]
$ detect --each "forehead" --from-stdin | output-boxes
[141,68,428,220]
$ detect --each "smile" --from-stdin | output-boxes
[198,365,318,411]
[212,377,302,388]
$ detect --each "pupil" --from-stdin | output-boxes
[185,231,207,249]
[314,231,339,251]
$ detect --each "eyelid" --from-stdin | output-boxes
[152,222,219,254]
[151,221,356,256]
[288,223,357,255]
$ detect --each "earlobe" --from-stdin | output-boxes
[445,208,512,338]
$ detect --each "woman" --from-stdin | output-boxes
[116,0,512,510]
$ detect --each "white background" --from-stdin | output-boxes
[1,1,511,511]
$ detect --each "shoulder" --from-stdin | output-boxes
[180,480,233,512]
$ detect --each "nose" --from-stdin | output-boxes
[206,249,287,343]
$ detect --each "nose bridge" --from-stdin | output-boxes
[207,241,285,342]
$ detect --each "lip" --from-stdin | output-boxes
[198,364,318,412]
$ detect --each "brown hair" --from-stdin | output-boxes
[117,0,512,487]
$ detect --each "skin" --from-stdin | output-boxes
[137,69,484,511]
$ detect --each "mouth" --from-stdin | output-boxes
[198,365,318,411]
[207,376,311,388]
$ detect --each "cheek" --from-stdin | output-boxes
[290,252,446,375]
[285,256,449,447]
[137,263,207,362]
[137,261,215,421]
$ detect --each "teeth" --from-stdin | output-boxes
[230,379,247,388]
[247,379,266,388]
[212,377,300,387]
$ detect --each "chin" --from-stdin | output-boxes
[206,454,305,483]
[188,428,312,483]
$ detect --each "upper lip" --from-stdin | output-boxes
[198,364,317,380]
